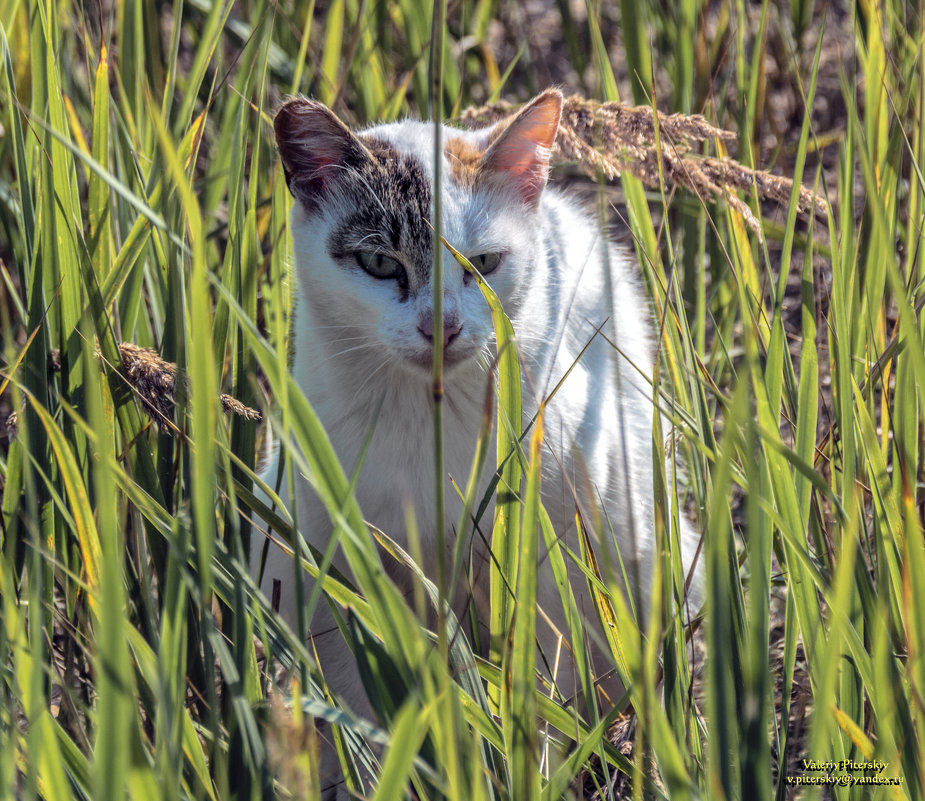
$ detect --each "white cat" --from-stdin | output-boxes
[258,89,701,797]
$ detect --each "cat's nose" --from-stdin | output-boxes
[418,312,463,348]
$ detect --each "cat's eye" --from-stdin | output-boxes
[354,251,405,281]
[470,252,503,275]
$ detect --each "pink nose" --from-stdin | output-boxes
[418,312,462,348]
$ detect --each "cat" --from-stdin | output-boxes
[258,88,701,798]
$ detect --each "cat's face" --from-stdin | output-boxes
[274,90,562,377]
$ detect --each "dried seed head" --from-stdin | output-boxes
[457,93,828,238]
[33,343,264,439]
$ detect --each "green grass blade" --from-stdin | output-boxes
[442,236,524,716]
[504,407,543,801]
[89,41,113,281]
[372,699,432,801]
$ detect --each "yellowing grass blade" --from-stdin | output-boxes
[26,393,101,606]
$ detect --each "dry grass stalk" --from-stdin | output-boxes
[458,94,828,237]
[117,342,263,430]
[118,342,184,428]
[1,411,15,439]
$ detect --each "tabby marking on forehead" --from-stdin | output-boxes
[325,136,434,295]
[444,136,485,187]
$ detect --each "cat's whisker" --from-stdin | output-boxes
[351,354,399,398]
[331,343,378,357]
[341,163,390,217]
[319,335,373,347]
[309,323,371,331]
[352,233,385,250]
[319,342,380,362]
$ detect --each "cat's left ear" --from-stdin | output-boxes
[274,98,371,212]
[481,89,562,207]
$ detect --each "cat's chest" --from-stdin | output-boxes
[310,365,494,540]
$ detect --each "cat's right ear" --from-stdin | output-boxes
[481,89,563,207]
[274,99,369,212]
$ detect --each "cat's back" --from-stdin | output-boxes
[522,187,655,407]
[511,187,663,548]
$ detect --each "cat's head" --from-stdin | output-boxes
[274,90,562,377]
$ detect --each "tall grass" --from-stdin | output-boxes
[0,1,923,799]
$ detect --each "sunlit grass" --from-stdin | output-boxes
[1,1,923,799]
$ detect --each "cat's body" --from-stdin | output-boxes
[258,90,700,798]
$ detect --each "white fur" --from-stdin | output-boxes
[256,112,701,799]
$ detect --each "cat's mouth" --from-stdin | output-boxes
[404,346,472,373]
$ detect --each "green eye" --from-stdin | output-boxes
[354,251,404,280]
[470,252,503,275]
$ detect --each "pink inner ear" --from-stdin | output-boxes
[483,91,562,206]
